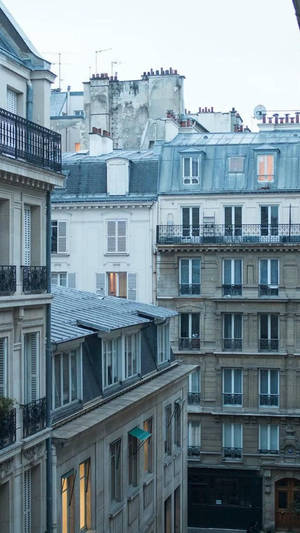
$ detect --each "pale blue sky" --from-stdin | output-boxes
[6,0,300,127]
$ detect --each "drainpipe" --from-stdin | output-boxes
[26,81,33,121]
[46,190,53,532]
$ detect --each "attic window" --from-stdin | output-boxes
[107,158,129,195]
[228,156,244,173]
[257,154,274,182]
[183,157,199,184]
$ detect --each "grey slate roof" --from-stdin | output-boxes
[51,287,177,344]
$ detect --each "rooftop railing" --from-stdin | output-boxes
[157,224,300,245]
[0,107,61,172]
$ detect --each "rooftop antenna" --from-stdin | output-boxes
[95,48,112,74]
[111,60,122,77]
[253,104,267,120]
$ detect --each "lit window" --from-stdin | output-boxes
[53,349,81,409]
[51,221,67,253]
[228,156,244,173]
[51,272,67,287]
[257,154,274,182]
[107,272,127,298]
[75,142,81,152]
[259,425,279,454]
[143,418,153,473]
[183,157,199,184]
[80,459,91,530]
[106,220,127,253]
[110,439,121,502]
[125,332,140,379]
[102,338,121,388]
[157,323,170,364]
[61,471,75,533]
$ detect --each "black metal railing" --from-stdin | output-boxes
[223,393,243,405]
[0,266,16,295]
[179,283,201,296]
[0,107,61,172]
[259,338,279,351]
[0,408,16,450]
[259,449,279,455]
[188,392,201,404]
[259,394,279,407]
[188,446,201,456]
[23,398,47,438]
[179,337,200,350]
[22,266,48,293]
[223,447,242,459]
[157,224,300,245]
[223,338,242,351]
[259,284,279,296]
[223,284,242,296]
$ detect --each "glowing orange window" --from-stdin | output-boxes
[257,154,274,182]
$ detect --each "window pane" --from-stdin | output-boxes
[118,221,126,236]
[234,425,241,448]
[224,260,232,284]
[260,370,268,394]
[191,259,200,284]
[224,315,232,338]
[180,260,189,284]
[182,208,190,227]
[271,315,278,339]
[181,314,189,338]
[270,426,278,450]
[192,208,199,227]
[191,314,200,337]
[260,260,268,284]
[63,353,69,405]
[223,369,232,393]
[261,206,268,227]
[70,351,77,401]
[192,157,198,177]
[234,207,242,227]
[184,158,190,177]
[107,221,116,236]
[260,426,268,450]
[234,369,242,393]
[234,260,242,284]
[118,272,127,297]
[191,370,200,392]
[108,273,117,296]
[271,206,278,225]
[225,207,232,226]
[234,315,242,339]
[223,424,231,446]
[271,260,278,285]
[118,236,126,252]
[260,315,268,338]
[270,370,278,394]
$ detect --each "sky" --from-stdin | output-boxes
[6,0,300,128]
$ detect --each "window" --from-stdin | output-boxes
[188,369,201,403]
[110,439,121,502]
[164,495,172,533]
[61,471,75,533]
[259,314,279,351]
[24,332,40,403]
[228,156,244,173]
[54,349,81,409]
[259,369,279,407]
[0,337,8,397]
[164,404,172,455]
[174,486,181,533]
[143,418,153,473]
[125,332,140,379]
[180,313,200,350]
[223,259,242,296]
[223,314,242,351]
[174,400,182,448]
[102,339,120,388]
[107,272,127,298]
[106,220,126,253]
[261,205,278,237]
[51,221,67,253]
[182,207,200,238]
[257,154,274,182]
[259,425,279,454]
[157,323,170,364]
[259,259,279,296]
[223,423,242,459]
[224,206,242,237]
[23,469,32,533]
[188,421,201,456]
[7,88,18,114]
[183,157,199,184]
[179,258,200,295]
[51,272,67,287]
[223,368,242,406]
[80,459,91,530]
[128,433,138,487]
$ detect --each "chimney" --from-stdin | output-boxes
[89,129,113,156]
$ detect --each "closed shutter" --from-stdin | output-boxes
[24,206,31,266]
[24,332,39,403]
[7,89,17,114]
[23,469,32,533]
[96,273,105,296]
[0,337,7,397]
[127,273,136,300]
[68,273,76,288]
[58,221,67,253]
[107,221,116,252]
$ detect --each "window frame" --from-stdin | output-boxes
[106,271,127,298]
[222,368,243,406]
[223,423,243,459]
[79,458,91,531]
[259,424,279,454]
[182,156,200,184]
[157,323,170,365]
[259,369,279,407]
[124,331,141,380]
[106,220,127,254]
[110,438,122,503]
[0,336,8,397]
[181,206,200,238]
[51,220,68,254]
[188,420,201,448]
[102,337,121,389]
[223,259,242,296]
[51,272,68,288]
[259,313,279,351]
[257,153,275,183]
[228,156,245,173]
[179,258,201,295]
[53,347,82,410]
[259,259,279,296]
[223,313,243,351]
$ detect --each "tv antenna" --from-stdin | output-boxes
[253,104,267,120]
[95,48,112,74]
[111,61,122,77]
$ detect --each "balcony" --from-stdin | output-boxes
[223,447,242,459]
[0,266,16,295]
[223,393,243,406]
[223,338,242,351]
[188,446,201,457]
[259,338,279,352]
[259,284,279,296]
[0,107,61,172]
[23,398,47,438]
[223,284,242,296]
[179,337,200,350]
[179,283,201,296]
[259,449,279,455]
[188,392,201,404]
[259,394,279,407]
[22,266,48,294]
[0,407,16,450]
[156,224,300,246]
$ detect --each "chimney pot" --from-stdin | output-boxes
[160,67,164,74]
[291,117,295,123]
[279,117,284,124]
[296,112,300,123]
[156,70,159,75]
[205,107,207,112]
[285,113,289,123]
[170,67,173,74]
[262,114,266,124]
[273,113,279,124]
[174,69,177,74]
[268,116,273,124]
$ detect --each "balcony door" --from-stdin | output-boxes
[261,205,278,238]
[275,478,300,532]
[182,207,200,238]
[224,206,242,237]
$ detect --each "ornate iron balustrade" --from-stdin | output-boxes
[259,284,279,296]
[179,337,200,350]
[188,446,201,456]
[223,338,242,351]
[223,284,242,296]
[259,338,279,351]
[0,408,16,450]
[23,397,47,438]
[259,449,279,455]
[223,447,242,459]
[223,393,243,406]
[179,283,201,296]
[188,392,201,404]
[157,224,300,245]
[0,266,16,295]
[259,394,279,407]
[0,107,61,172]
[22,266,48,293]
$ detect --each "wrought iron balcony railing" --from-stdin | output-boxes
[179,283,201,296]
[223,338,242,351]
[188,446,201,457]
[157,224,300,245]
[0,107,61,172]
[0,266,16,295]
[179,337,200,350]
[259,394,279,407]
[223,284,242,296]
[23,397,47,438]
[259,449,279,455]
[259,338,279,351]
[259,284,279,296]
[188,392,201,404]
[0,407,16,450]
[223,393,243,406]
[223,447,242,459]
[22,266,48,294]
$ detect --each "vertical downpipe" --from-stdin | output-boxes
[46,190,52,532]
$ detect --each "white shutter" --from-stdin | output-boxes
[96,273,105,296]
[23,469,32,533]
[127,273,136,300]
[30,333,39,402]
[7,89,17,114]
[107,221,116,252]
[24,206,31,266]
[0,338,7,397]
[58,221,67,253]
[68,273,76,288]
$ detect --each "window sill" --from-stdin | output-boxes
[109,502,125,519]
[143,475,154,487]
[127,487,140,501]
[51,252,70,257]
[104,252,129,256]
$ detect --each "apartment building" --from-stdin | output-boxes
[50,287,194,533]
[0,3,63,531]
[155,119,300,532]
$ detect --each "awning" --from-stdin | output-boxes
[129,427,151,441]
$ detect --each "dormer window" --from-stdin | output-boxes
[183,157,199,184]
[106,158,129,195]
[257,154,274,182]
[228,156,244,173]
